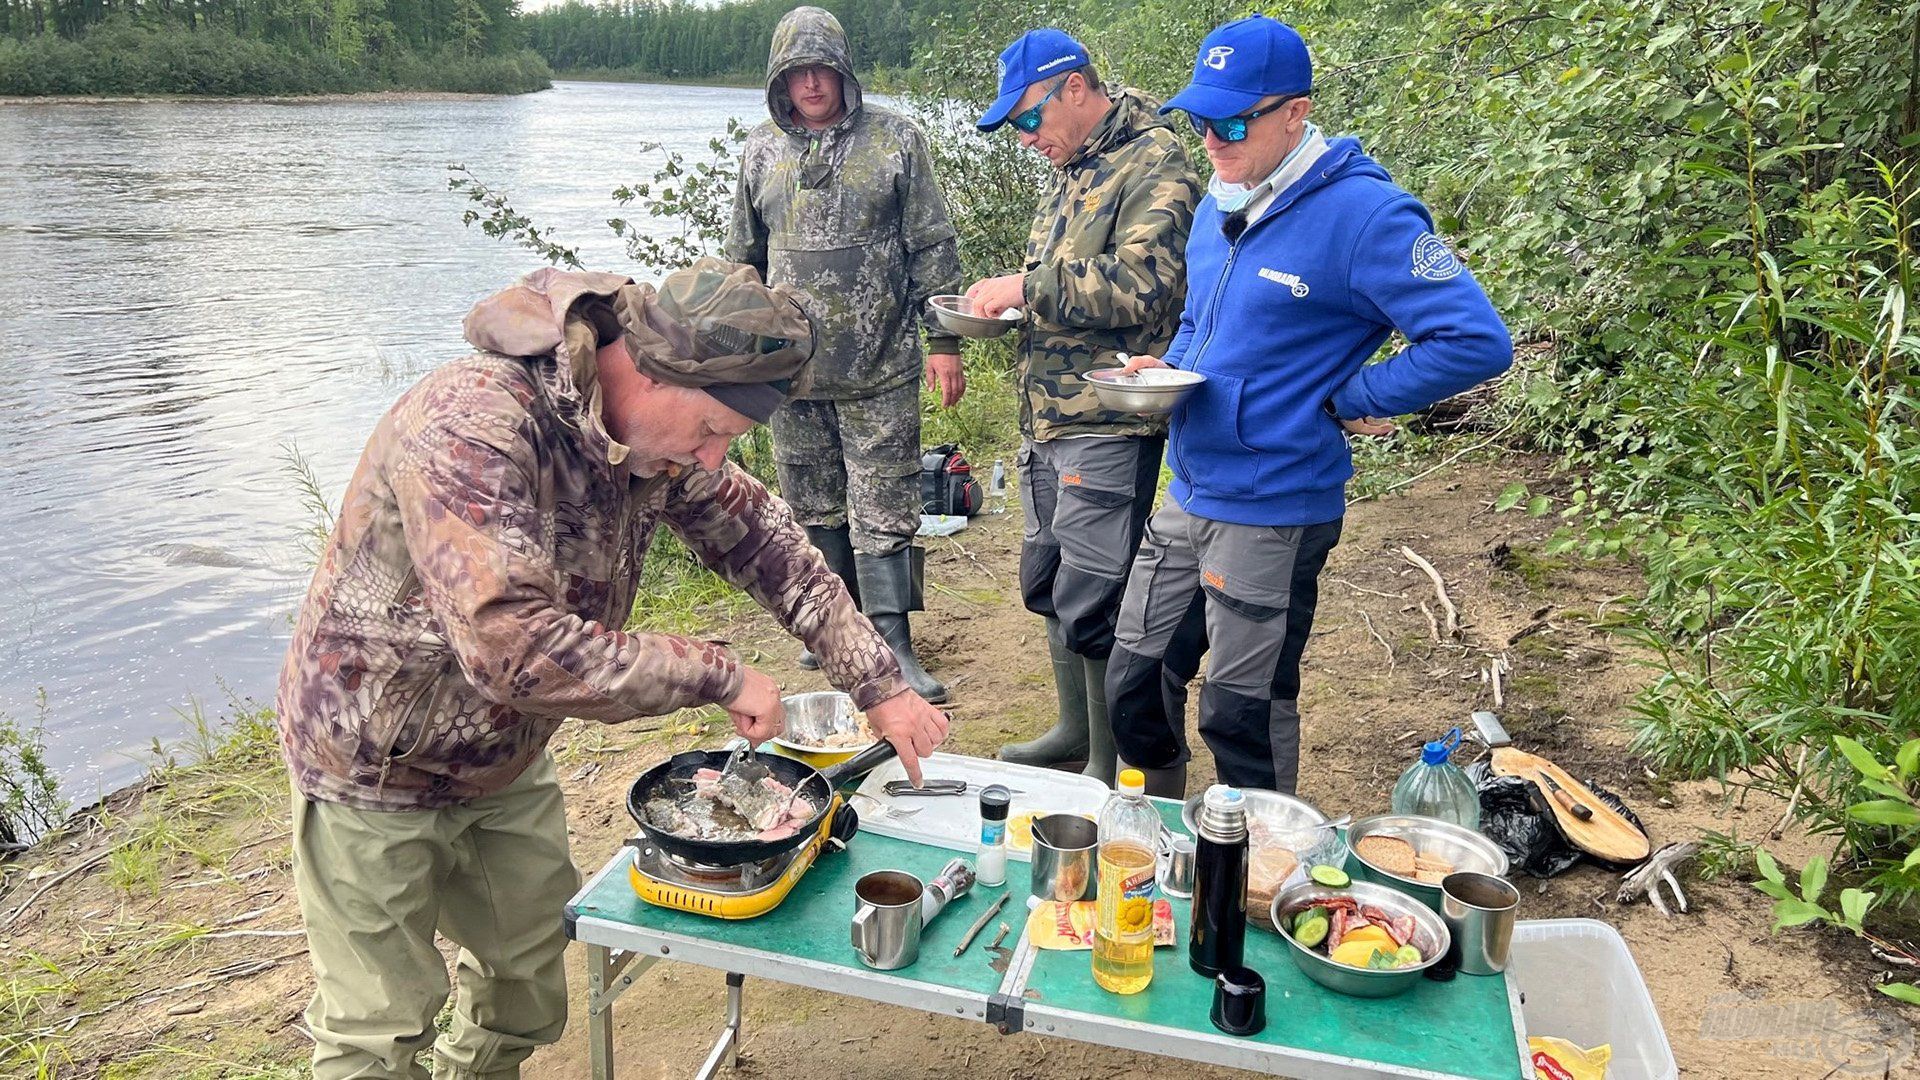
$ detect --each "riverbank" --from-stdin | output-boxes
[0,450,1905,1078]
[551,68,761,89]
[0,90,526,106]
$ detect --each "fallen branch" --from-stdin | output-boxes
[1332,577,1407,601]
[1618,842,1699,915]
[1507,619,1551,646]
[23,948,309,1039]
[1360,611,1396,669]
[193,928,306,942]
[1419,602,1441,643]
[0,842,128,930]
[1401,546,1461,638]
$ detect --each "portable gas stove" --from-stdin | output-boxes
[627,799,859,919]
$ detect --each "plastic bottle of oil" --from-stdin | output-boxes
[1092,769,1160,994]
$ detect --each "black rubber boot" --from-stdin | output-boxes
[855,549,948,704]
[798,524,858,671]
[1132,762,1189,799]
[1081,655,1117,786]
[1000,619,1089,767]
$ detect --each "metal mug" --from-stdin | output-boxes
[1030,813,1099,905]
[1440,871,1520,975]
[852,869,924,970]
[1159,833,1198,899]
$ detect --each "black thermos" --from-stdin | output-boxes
[1189,784,1250,978]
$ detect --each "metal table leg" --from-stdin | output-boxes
[585,944,649,1080]
[693,973,746,1079]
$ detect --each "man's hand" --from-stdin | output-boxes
[925,353,966,407]
[864,689,950,786]
[723,666,786,744]
[1341,416,1397,437]
[1117,353,1170,375]
[964,273,1026,318]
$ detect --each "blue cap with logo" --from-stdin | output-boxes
[1161,15,1312,121]
[977,28,1091,132]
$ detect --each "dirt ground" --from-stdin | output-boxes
[3,453,1913,1079]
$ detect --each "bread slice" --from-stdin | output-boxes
[1355,834,1417,877]
[1245,846,1299,928]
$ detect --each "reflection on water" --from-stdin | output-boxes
[0,81,761,799]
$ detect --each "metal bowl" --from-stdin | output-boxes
[928,295,1022,339]
[1085,367,1206,415]
[1271,878,1451,998]
[1346,814,1510,911]
[1182,788,1324,837]
[768,691,870,767]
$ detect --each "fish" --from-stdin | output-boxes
[645,769,818,843]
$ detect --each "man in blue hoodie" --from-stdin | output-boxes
[1107,15,1513,797]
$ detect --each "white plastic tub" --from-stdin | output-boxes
[1509,918,1678,1080]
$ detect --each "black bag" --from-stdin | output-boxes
[1467,762,1647,878]
[920,443,983,517]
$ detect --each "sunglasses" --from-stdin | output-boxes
[1009,78,1066,134]
[1188,95,1301,142]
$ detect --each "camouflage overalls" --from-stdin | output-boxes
[998,89,1201,782]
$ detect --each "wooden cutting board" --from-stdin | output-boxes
[1491,746,1651,864]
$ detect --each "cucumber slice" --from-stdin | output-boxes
[1309,864,1350,888]
[1294,915,1330,949]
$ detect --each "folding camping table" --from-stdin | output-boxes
[564,797,1534,1080]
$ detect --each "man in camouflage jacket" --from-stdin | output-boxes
[727,5,963,703]
[277,258,948,1080]
[966,29,1201,783]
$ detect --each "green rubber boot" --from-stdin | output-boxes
[1081,654,1116,786]
[999,619,1090,768]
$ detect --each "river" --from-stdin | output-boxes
[0,80,769,802]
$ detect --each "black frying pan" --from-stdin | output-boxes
[625,739,897,867]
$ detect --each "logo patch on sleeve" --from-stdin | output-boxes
[1411,232,1463,281]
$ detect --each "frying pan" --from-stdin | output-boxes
[626,738,897,867]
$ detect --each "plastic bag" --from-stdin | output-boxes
[1468,763,1647,878]
[1528,1036,1612,1080]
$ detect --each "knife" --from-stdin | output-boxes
[1537,770,1594,821]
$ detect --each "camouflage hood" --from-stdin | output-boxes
[1066,88,1178,169]
[766,6,864,137]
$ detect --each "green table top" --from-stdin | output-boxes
[568,796,1526,1079]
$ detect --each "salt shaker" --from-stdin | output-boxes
[977,784,1011,886]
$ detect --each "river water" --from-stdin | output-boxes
[0,80,768,801]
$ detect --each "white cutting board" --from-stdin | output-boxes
[852,753,1110,860]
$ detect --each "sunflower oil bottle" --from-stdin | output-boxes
[1092,769,1159,994]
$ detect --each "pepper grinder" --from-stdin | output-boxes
[921,857,977,924]
[1189,785,1250,978]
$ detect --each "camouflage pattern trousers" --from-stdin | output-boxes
[771,380,921,556]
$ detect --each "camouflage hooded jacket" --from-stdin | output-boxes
[276,270,905,812]
[725,5,963,401]
[1020,89,1200,441]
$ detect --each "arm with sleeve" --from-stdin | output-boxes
[897,125,964,355]
[1024,149,1199,332]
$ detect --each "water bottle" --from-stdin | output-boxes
[987,458,1007,514]
[1390,727,1481,830]
[1092,769,1160,994]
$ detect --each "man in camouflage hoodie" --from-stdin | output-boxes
[277,258,948,1080]
[966,29,1201,783]
[727,5,963,703]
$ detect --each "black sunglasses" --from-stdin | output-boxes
[1188,95,1302,142]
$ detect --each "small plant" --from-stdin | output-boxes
[611,119,748,273]
[0,691,65,851]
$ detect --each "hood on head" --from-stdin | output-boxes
[766,6,863,134]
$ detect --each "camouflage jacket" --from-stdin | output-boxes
[1019,90,1200,441]
[276,270,905,812]
[725,6,962,401]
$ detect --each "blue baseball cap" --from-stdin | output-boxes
[977,29,1091,132]
[1161,15,1312,121]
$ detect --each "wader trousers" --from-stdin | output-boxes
[1107,502,1342,794]
[292,754,579,1080]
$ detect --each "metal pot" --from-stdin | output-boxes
[1346,814,1509,912]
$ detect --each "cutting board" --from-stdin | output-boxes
[1491,746,1651,864]
[851,753,1109,860]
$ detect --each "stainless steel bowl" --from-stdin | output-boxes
[1271,879,1451,998]
[928,295,1021,339]
[1085,367,1206,414]
[768,691,869,766]
[1346,814,1510,911]
[1182,788,1324,837]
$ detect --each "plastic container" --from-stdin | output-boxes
[1509,918,1677,1080]
[1092,769,1160,994]
[1391,727,1481,829]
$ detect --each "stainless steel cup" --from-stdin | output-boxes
[1159,833,1198,899]
[1030,813,1099,904]
[1440,871,1520,975]
[852,869,924,970]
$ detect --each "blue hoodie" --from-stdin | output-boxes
[1164,138,1513,526]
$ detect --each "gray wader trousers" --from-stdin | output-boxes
[292,754,580,1080]
[772,380,921,557]
[1107,502,1342,794]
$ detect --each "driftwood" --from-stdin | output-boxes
[0,843,127,930]
[1617,841,1700,916]
[1400,546,1461,638]
[1360,611,1396,668]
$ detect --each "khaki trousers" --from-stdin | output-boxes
[292,754,580,1080]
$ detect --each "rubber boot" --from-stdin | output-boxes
[855,549,948,704]
[1131,762,1188,799]
[999,619,1089,767]
[797,524,858,670]
[1080,655,1117,786]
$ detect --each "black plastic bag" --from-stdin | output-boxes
[1466,763,1649,878]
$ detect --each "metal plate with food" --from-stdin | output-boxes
[927,294,1022,338]
[852,753,1108,859]
[1084,366,1206,414]
[1270,878,1451,998]
[1346,813,1510,911]
[767,691,875,767]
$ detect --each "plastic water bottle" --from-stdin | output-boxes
[1093,769,1159,994]
[1391,728,1481,830]
[987,458,1007,514]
